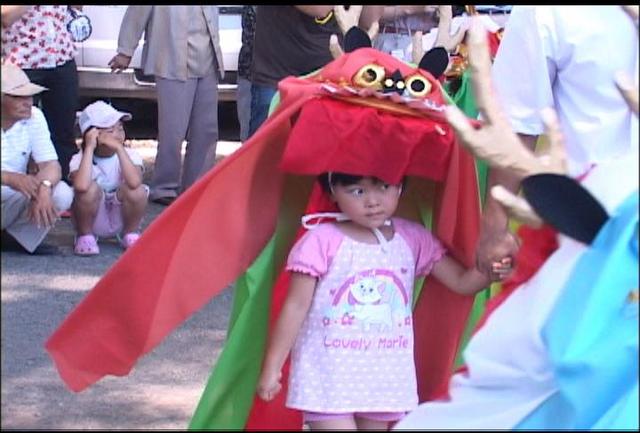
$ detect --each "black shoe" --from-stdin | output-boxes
[29,243,61,255]
[1,232,59,255]
[151,196,176,206]
[1,231,23,252]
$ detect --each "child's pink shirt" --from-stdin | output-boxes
[285,217,446,413]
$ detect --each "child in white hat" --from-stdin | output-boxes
[69,100,148,255]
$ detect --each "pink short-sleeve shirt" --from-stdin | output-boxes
[285,217,446,413]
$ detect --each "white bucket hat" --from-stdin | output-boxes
[78,100,132,134]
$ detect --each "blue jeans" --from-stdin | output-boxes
[248,83,277,139]
[236,77,252,142]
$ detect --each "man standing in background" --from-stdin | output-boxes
[248,6,342,137]
[109,6,225,206]
[237,5,257,143]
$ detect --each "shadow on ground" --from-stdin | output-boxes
[1,147,236,429]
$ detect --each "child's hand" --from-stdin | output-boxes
[256,369,282,402]
[84,128,99,151]
[489,256,513,282]
[98,132,124,151]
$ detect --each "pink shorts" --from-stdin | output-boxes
[93,185,149,238]
[302,411,406,423]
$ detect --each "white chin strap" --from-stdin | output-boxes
[301,212,392,253]
[301,212,350,229]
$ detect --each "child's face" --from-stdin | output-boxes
[331,177,402,229]
[93,121,125,157]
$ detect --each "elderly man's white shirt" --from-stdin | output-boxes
[1,107,59,197]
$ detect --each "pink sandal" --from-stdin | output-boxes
[74,234,100,256]
[120,232,141,250]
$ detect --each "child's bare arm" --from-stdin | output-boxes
[97,131,142,189]
[115,147,143,189]
[431,254,512,296]
[257,272,316,401]
[73,129,99,193]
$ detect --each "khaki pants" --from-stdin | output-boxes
[1,182,73,252]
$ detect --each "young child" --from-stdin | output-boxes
[256,172,512,430]
[69,100,148,256]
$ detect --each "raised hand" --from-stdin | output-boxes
[97,131,125,152]
[434,5,468,53]
[330,6,379,59]
[333,5,363,35]
[84,127,99,151]
[412,6,468,65]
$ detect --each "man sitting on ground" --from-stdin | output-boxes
[1,63,73,255]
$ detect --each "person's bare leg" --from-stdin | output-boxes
[117,184,148,234]
[71,181,101,235]
[308,415,358,430]
[355,417,390,431]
